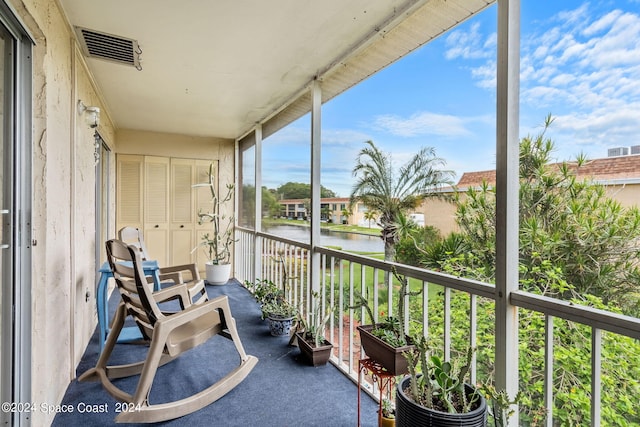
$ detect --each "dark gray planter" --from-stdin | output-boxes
[396,376,487,427]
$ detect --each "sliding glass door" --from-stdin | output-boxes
[0,3,32,425]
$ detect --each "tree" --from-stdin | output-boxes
[261,187,281,218]
[340,207,351,224]
[350,140,454,262]
[276,182,336,199]
[453,115,640,313]
[363,209,377,228]
[421,116,640,425]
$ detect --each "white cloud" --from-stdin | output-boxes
[444,22,493,60]
[321,128,373,146]
[449,3,640,155]
[372,112,472,137]
[583,10,623,36]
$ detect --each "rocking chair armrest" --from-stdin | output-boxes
[158,271,184,284]
[152,283,192,307]
[157,295,230,330]
[158,264,201,282]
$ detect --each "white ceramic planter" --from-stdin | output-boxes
[205,262,231,285]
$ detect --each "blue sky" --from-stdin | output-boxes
[262,1,640,198]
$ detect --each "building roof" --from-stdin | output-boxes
[457,155,640,188]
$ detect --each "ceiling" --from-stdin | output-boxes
[59,0,494,140]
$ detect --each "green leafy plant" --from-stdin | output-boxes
[247,279,280,306]
[381,398,395,419]
[352,267,420,348]
[404,336,481,414]
[480,383,522,427]
[298,292,334,347]
[262,298,298,319]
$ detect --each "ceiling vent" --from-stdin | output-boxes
[75,27,142,70]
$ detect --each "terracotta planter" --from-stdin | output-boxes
[205,262,231,285]
[357,325,414,375]
[379,414,395,427]
[395,376,487,427]
[295,332,333,366]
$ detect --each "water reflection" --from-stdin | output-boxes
[263,224,383,253]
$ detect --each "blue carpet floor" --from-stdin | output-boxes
[53,280,379,426]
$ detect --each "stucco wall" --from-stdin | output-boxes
[114,129,235,207]
[605,183,640,208]
[6,1,119,425]
[416,197,459,236]
[115,128,232,161]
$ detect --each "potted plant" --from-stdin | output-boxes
[246,278,280,318]
[192,163,236,285]
[263,297,298,337]
[379,398,395,427]
[353,269,416,375]
[395,336,487,427]
[295,292,334,366]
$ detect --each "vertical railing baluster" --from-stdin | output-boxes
[360,264,366,329]
[338,259,345,371]
[422,281,429,339]
[373,268,380,323]
[387,271,393,318]
[444,287,451,361]
[545,315,554,427]
[470,294,477,384]
[591,327,602,427]
[349,261,355,372]
[403,277,410,336]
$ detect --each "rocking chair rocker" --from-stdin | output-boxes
[79,239,258,423]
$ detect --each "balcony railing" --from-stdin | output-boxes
[235,226,640,425]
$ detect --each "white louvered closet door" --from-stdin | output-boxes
[117,155,214,270]
[143,156,170,265]
[116,154,144,234]
[170,159,196,266]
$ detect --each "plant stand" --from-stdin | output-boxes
[357,358,396,427]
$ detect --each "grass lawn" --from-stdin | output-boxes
[261,219,442,324]
[323,250,442,322]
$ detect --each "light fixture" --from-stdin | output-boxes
[77,100,100,128]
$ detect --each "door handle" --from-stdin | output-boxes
[1,209,8,248]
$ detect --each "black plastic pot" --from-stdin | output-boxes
[395,376,487,427]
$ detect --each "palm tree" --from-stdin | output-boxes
[350,140,454,262]
[363,209,378,228]
[340,207,351,224]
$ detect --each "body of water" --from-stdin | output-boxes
[263,224,383,253]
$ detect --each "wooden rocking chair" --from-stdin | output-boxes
[118,226,207,305]
[79,239,258,423]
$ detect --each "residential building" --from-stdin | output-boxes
[416,153,640,236]
[279,197,358,224]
